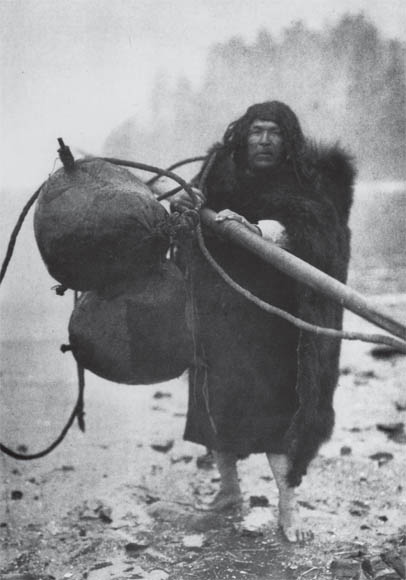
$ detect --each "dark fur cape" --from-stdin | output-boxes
[180,142,355,487]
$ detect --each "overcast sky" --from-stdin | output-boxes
[1,0,406,189]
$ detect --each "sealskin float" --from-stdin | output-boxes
[34,158,170,291]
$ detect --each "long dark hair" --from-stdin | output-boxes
[222,101,311,183]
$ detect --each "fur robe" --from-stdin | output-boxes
[181,142,355,486]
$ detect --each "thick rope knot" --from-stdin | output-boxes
[167,210,200,242]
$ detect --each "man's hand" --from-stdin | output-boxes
[170,187,206,212]
[215,209,262,235]
[215,211,290,248]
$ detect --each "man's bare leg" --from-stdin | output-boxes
[208,450,242,511]
[266,453,313,542]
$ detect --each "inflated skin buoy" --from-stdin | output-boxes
[34,158,170,290]
[68,261,193,385]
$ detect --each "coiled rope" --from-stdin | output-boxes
[146,155,206,186]
[1,147,404,460]
[0,152,203,460]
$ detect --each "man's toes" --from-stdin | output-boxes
[281,524,314,543]
[306,529,314,541]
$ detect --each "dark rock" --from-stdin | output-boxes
[392,432,406,444]
[340,366,353,375]
[370,345,405,359]
[298,500,316,510]
[240,527,264,538]
[354,370,378,386]
[249,495,269,508]
[359,370,378,379]
[98,506,113,523]
[369,555,402,579]
[145,494,160,505]
[360,524,371,530]
[349,500,369,517]
[377,421,405,433]
[16,444,28,453]
[352,500,370,509]
[378,515,389,522]
[377,422,406,443]
[125,541,150,556]
[381,549,406,578]
[89,562,113,571]
[11,490,23,500]
[61,465,75,471]
[330,558,362,578]
[361,557,373,577]
[395,401,406,412]
[151,439,174,453]
[341,445,352,456]
[80,499,111,521]
[369,452,394,466]
[153,391,172,399]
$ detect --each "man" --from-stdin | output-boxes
[171,101,355,542]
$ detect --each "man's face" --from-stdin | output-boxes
[246,119,285,171]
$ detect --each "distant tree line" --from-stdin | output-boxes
[104,14,406,180]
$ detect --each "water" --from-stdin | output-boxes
[348,183,406,295]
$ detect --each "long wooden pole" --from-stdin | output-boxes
[200,208,406,343]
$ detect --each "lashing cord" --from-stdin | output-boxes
[0,153,204,460]
[194,151,406,353]
[1,149,404,459]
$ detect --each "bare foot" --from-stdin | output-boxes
[200,488,242,512]
[278,501,314,543]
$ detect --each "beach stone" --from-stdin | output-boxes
[330,558,362,579]
[182,534,205,549]
[341,446,352,456]
[249,495,270,507]
[381,550,406,579]
[151,439,174,453]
